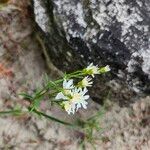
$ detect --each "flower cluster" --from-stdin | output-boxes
[55,63,110,114]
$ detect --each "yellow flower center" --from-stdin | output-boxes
[64,102,71,110]
[64,89,71,95]
[70,93,81,102]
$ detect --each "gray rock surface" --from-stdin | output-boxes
[33,0,150,100]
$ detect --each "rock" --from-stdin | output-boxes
[32,0,150,104]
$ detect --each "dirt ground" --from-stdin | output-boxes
[0,1,150,150]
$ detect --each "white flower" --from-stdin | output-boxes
[62,87,89,114]
[63,101,76,114]
[55,79,74,100]
[63,79,74,89]
[72,88,89,111]
[99,65,111,73]
[55,92,68,100]
[84,63,99,77]
[78,76,93,88]
[55,79,90,114]
[104,65,111,72]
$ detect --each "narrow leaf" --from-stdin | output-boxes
[32,108,73,126]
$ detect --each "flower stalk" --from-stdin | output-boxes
[0,63,110,125]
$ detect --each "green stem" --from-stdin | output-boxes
[33,71,85,101]
[32,72,84,103]
[68,70,83,76]
[0,109,22,115]
[67,73,85,79]
[32,108,74,126]
[54,79,64,84]
[33,79,63,100]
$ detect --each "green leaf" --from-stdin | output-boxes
[47,80,57,87]
[34,88,42,96]
[33,97,42,109]
[19,93,33,100]
[0,109,22,116]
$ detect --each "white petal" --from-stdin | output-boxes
[67,109,71,115]
[87,63,93,68]
[78,88,82,93]
[82,88,88,95]
[63,79,74,89]
[76,103,81,110]
[71,108,75,114]
[63,79,67,88]
[81,101,88,109]
[55,92,66,100]
[92,74,95,78]
[84,95,90,99]
[67,79,73,88]
[65,102,76,115]
[105,65,111,71]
